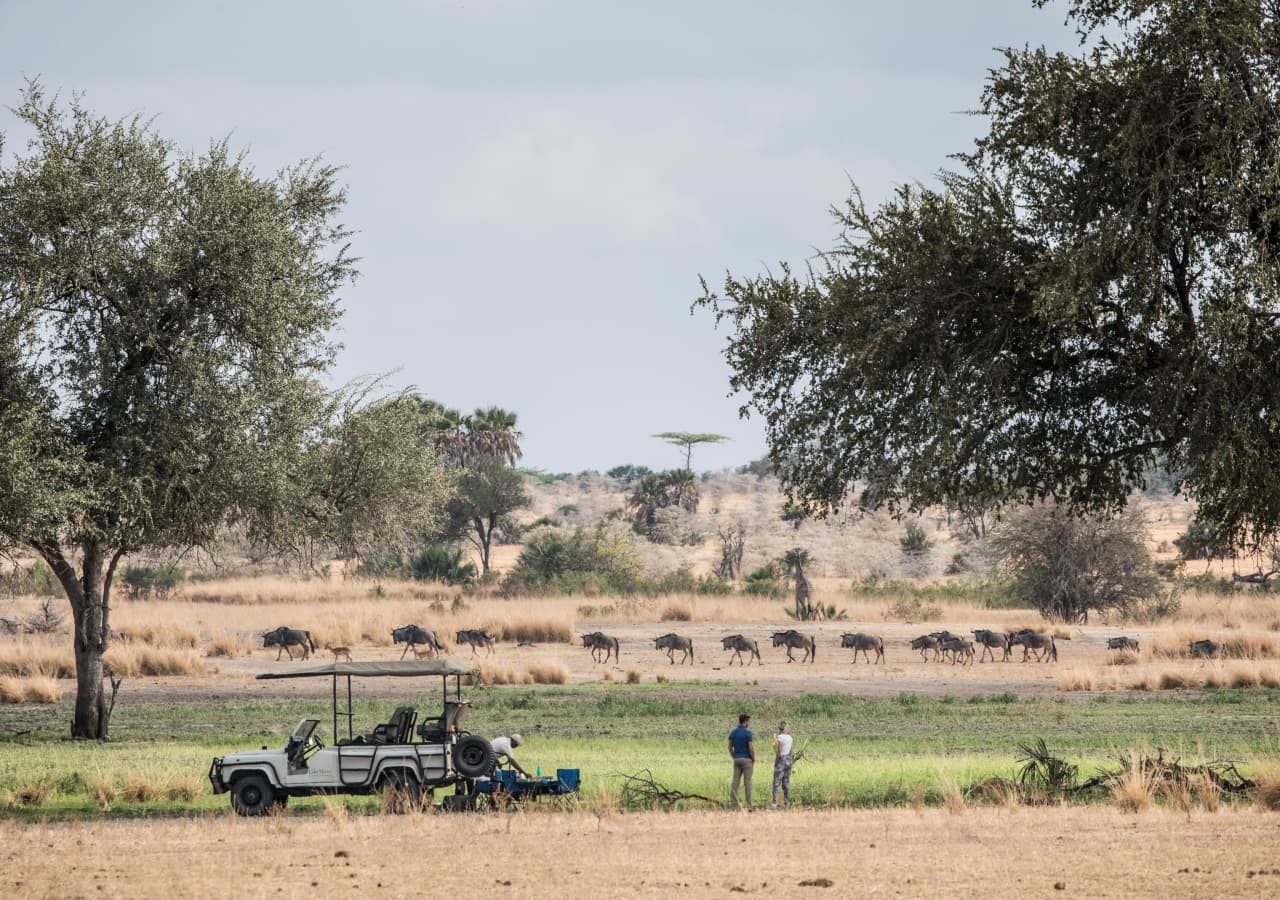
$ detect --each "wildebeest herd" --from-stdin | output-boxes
[258,621,1166,668]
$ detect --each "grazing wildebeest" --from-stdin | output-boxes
[939,636,975,666]
[840,632,884,664]
[392,624,445,659]
[1008,629,1057,662]
[910,634,943,661]
[654,633,694,665]
[1107,636,1140,654]
[971,629,1011,662]
[721,634,761,666]
[771,630,816,663]
[1189,638,1220,659]
[262,626,315,661]
[456,628,497,656]
[580,631,620,664]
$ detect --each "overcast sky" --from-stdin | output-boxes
[0,1,1075,473]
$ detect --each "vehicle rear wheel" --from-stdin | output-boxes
[378,771,422,814]
[230,773,282,817]
[453,735,496,778]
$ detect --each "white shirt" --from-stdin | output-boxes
[491,736,518,762]
[775,733,793,758]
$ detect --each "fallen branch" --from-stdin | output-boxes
[616,769,723,809]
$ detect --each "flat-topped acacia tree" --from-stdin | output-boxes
[0,85,398,738]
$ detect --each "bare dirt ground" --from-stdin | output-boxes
[117,619,1201,704]
[4,806,1278,898]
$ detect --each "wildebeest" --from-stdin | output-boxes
[1107,636,1140,654]
[1008,629,1057,662]
[971,629,1011,662]
[910,634,942,661]
[262,626,315,661]
[392,624,445,659]
[456,628,497,656]
[654,633,694,665]
[721,634,761,666]
[580,631,620,664]
[840,632,884,664]
[1189,638,1220,659]
[771,630,816,663]
[939,636,975,666]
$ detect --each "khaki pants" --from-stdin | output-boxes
[731,757,754,808]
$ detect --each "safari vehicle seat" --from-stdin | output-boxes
[417,700,470,742]
[369,706,417,745]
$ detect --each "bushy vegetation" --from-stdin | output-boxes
[119,566,186,601]
[409,546,477,586]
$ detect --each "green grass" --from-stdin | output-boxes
[1,685,1277,818]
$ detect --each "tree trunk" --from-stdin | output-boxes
[33,539,121,739]
[472,515,494,576]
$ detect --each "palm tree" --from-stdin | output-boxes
[417,398,523,467]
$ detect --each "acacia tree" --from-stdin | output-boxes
[697,0,1280,551]
[444,454,530,577]
[990,505,1166,624]
[653,431,727,471]
[0,86,381,737]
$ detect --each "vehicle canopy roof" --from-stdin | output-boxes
[256,660,475,680]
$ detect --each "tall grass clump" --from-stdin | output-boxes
[1252,768,1280,811]
[103,646,207,677]
[527,663,568,685]
[492,619,572,644]
[1110,755,1156,812]
[0,643,75,678]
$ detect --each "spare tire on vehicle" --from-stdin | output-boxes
[453,735,496,778]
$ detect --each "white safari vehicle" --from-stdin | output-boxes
[208,660,496,815]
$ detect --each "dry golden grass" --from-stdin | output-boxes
[1107,649,1141,666]
[0,676,62,704]
[489,618,573,644]
[660,602,693,622]
[473,663,526,686]
[204,634,248,658]
[19,675,62,704]
[0,641,74,678]
[2,778,53,808]
[121,774,161,803]
[1111,755,1156,812]
[625,669,642,684]
[122,623,198,649]
[1151,630,1278,660]
[526,662,568,685]
[1254,769,1280,811]
[1055,668,1094,691]
[86,773,119,810]
[103,645,207,677]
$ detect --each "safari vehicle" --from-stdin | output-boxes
[208,660,497,815]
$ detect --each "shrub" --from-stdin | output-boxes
[503,525,641,595]
[120,565,185,600]
[410,545,477,586]
[625,670,641,684]
[744,565,786,598]
[899,522,933,557]
[990,504,1167,623]
[885,597,942,622]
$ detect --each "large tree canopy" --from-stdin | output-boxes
[699,0,1280,549]
[0,85,438,737]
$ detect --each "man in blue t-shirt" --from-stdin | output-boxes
[728,713,755,808]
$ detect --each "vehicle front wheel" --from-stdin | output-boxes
[453,735,496,779]
[230,773,284,817]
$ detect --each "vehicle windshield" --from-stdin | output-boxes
[290,719,320,743]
